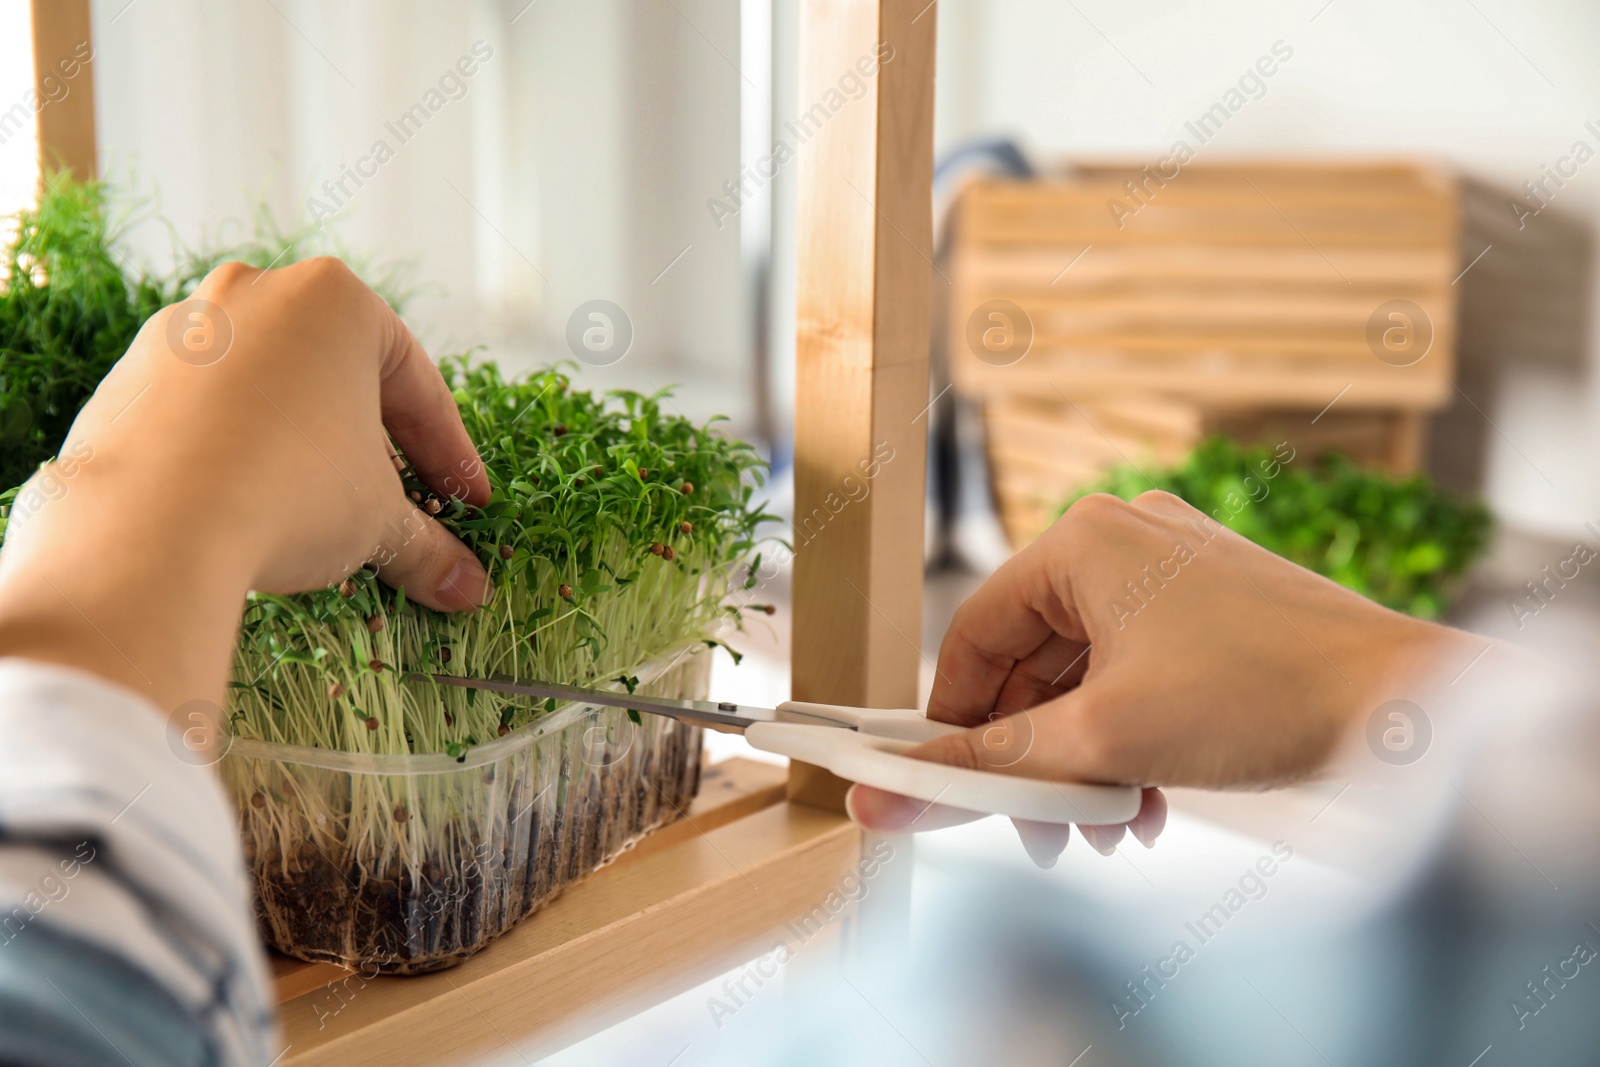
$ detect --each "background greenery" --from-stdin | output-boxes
[1063,436,1493,618]
[0,176,404,489]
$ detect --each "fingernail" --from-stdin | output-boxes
[844,785,866,826]
[1130,817,1156,849]
[437,557,493,609]
[1084,828,1116,857]
[1023,839,1061,870]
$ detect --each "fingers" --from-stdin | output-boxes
[1080,789,1169,854]
[925,517,1093,728]
[845,784,1075,870]
[1013,818,1072,868]
[844,784,988,833]
[372,495,493,613]
[374,304,491,507]
[1078,823,1125,856]
[847,782,1169,868]
[1127,787,1168,847]
[991,630,1092,719]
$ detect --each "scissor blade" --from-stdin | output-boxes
[408,673,781,731]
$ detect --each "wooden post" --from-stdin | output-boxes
[790,0,936,809]
[30,0,98,180]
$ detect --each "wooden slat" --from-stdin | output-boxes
[269,756,788,1003]
[1074,395,1205,440]
[985,403,1193,468]
[789,0,935,809]
[971,168,1458,211]
[1075,158,1453,181]
[955,360,1450,409]
[1020,329,1445,359]
[955,245,1458,289]
[968,289,1449,322]
[30,0,97,179]
[275,798,859,1065]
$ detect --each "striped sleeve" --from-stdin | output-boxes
[0,660,277,1067]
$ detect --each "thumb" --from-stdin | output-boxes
[372,496,493,613]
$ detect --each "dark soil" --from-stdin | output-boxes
[252,720,704,975]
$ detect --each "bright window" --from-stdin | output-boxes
[0,0,40,250]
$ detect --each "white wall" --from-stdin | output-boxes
[0,0,41,236]
[87,0,747,422]
[933,0,1600,538]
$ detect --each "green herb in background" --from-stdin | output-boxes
[0,173,404,490]
[0,179,165,488]
[1063,436,1493,618]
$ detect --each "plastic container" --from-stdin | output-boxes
[221,644,709,974]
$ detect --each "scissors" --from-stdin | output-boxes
[415,674,1141,826]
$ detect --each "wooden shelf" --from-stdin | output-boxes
[268,758,859,1064]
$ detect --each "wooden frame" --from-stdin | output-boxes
[31,0,937,1056]
[791,0,936,807]
[30,0,97,180]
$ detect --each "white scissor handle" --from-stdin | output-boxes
[775,701,966,742]
[753,703,1141,826]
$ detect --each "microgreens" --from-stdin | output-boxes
[227,358,777,760]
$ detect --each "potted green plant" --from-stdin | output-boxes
[0,177,778,972]
[225,360,774,971]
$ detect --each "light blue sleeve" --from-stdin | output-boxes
[0,919,211,1067]
[0,661,278,1066]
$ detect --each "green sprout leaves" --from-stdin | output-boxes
[229,359,777,758]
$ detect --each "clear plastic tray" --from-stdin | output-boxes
[221,645,709,974]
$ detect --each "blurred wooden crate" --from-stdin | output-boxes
[950,162,1461,547]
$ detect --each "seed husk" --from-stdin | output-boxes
[638,468,650,481]
[338,578,357,598]
[369,659,384,672]
[250,791,267,809]
[408,490,422,503]
[497,724,510,737]
[649,543,664,556]
[328,683,345,700]
[425,497,443,515]
[440,647,452,663]
[662,546,676,562]
[366,615,385,633]
[679,520,693,534]
[364,716,380,731]
[682,482,694,494]
[393,804,409,823]
[499,544,514,560]
[553,423,568,436]
[559,584,574,600]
